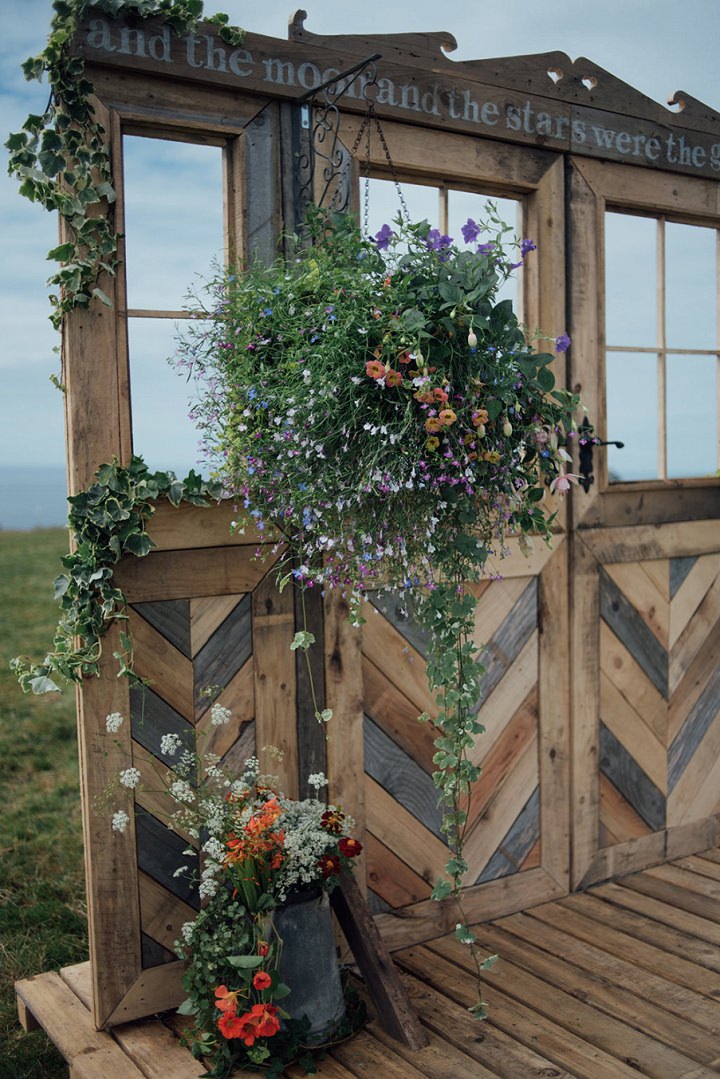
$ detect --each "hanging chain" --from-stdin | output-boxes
[348,103,410,236]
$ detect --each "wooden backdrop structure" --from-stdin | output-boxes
[60,9,720,1028]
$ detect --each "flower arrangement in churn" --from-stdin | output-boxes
[107,708,363,1077]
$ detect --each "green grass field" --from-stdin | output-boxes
[0,529,88,1078]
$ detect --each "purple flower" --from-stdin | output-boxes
[426,229,453,252]
[477,242,495,255]
[461,218,481,244]
[520,238,536,257]
[374,224,395,251]
[555,333,571,353]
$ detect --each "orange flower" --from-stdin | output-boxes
[384,368,402,388]
[218,1011,247,1039]
[438,408,457,426]
[432,387,449,403]
[252,970,272,991]
[472,408,489,427]
[413,389,433,404]
[257,940,270,957]
[425,417,443,434]
[398,350,412,364]
[215,985,241,1014]
[366,359,385,379]
[371,306,382,319]
[220,1003,281,1045]
[425,436,440,451]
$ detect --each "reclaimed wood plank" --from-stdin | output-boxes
[330,1029,428,1076]
[131,685,195,768]
[467,690,538,806]
[192,593,252,715]
[677,853,720,882]
[645,862,720,900]
[605,560,669,649]
[364,715,443,838]
[112,1019,208,1079]
[580,520,720,564]
[365,775,447,880]
[669,569,720,695]
[398,944,646,1079]
[595,880,720,947]
[476,787,540,883]
[128,609,195,722]
[473,632,538,761]
[499,910,720,1046]
[117,544,281,602]
[600,619,667,741]
[670,553,720,648]
[294,581,327,802]
[601,670,666,793]
[398,967,578,1079]
[189,594,245,655]
[528,893,720,1001]
[135,806,199,909]
[330,873,427,1050]
[667,630,720,745]
[600,568,668,698]
[362,654,438,773]
[599,721,665,832]
[668,670,720,794]
[138,871,196,956]
[132,599,191,657]
[431,931,716,1078]
[14,972,145,1076]
[367,1019,498,1079]
[599,773,652,843]
[252,568,298,798]
[105,961,186,1027]
[195,658,254,757]
[323,589,365,859]
[668,712,720,824]
[362,607,436,717]
[364,833,433,909]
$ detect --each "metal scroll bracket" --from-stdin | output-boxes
[294,53,381,226]
[578,416,625,492]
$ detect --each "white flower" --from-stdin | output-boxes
[105,712,124,733]
[308,772,328,790]
[199,878,219,899]
[180,921,195,945]
[170,779,195,804]
[210,702,232,727]
[160,732,183,757]
[119,767,142,789]
[202,836,225,861]
[112,810,130,833]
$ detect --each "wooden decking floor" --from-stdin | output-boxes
[16,850,720,1078]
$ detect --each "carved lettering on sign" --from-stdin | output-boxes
[82,18,720,177]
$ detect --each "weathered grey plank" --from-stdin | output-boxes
[364,716,444,839]
[600,569,668,699]
[668,663,720,790]
[244,102,280,265]
[131,599,191,658]
[295,580,327,800]
[135,807,199,910]
[130,685,195,770]
[599,722,665,833]
[670,556,698,599]
[193,594,252,712]
[219,718,257,774]
[476,786,540,883]
[368,591,429,658]
[477,579,538,703]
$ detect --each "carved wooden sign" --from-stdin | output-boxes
[76,11,720,179]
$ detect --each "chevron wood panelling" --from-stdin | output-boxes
[599,555,720,849]
[127,593,258,968]
[363,578,542,913]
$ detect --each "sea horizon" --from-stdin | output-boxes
[0,465,69,532]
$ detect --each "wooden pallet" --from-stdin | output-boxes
[16,849,720,1078]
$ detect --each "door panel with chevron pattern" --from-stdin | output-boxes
[572,530,720,888]
[362,540,570,938]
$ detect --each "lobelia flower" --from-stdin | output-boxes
[555,333,571,353]
[461,217,482,244]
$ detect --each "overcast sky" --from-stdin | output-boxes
[1,0,718,477]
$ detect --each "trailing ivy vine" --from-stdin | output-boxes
[5,0,243,329]
[12,456,222,693]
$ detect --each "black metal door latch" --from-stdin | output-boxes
[578,417,624,492]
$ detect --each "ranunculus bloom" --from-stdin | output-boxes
[339,836,363,858]
[384,368,402,387]
[438,408,457,426]
[366,359,385,379]
[252,970,272,991]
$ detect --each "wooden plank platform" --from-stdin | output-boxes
[16,849,720,1078]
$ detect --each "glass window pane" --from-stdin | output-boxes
[605,212,656,347]
[667,355,718,478]
[123,137,224,310]
[606,352,658,481]
[448,190,519,310]
[666,222,717,350]
[365,178,439,240]
[129,318,204,477]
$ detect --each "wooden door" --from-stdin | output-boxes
[334,119,574,948]
[568,158,720,888]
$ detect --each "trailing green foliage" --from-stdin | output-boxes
[5,0,243,329]
[12,456,222,693]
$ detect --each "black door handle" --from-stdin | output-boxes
[578,417,624,492]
